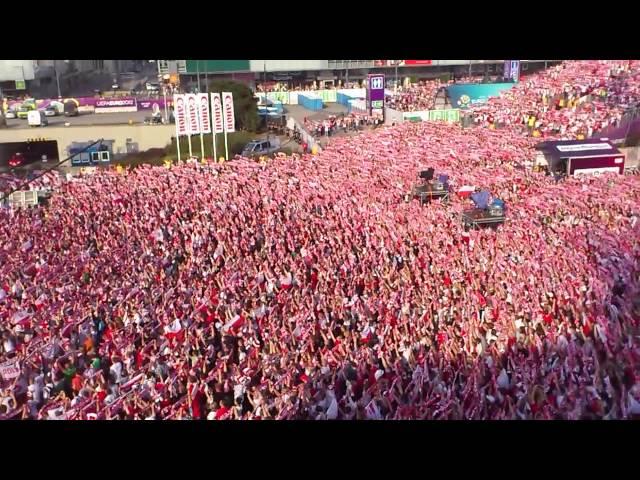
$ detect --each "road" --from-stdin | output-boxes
[5,102,349,130]
[5,111,153,129]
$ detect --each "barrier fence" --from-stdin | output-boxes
[385,107,461,124]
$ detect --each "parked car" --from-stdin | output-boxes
[17,106,31,119]
[5,109,17,119]
[44,106,58,117]
[8,152,24,168]
[241,138,282,158]
[144,115,163,125]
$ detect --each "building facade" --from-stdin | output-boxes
[171,60,558,92]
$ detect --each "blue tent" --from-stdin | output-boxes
[471,191,490,209]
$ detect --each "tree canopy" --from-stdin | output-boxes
[208,79,258,132]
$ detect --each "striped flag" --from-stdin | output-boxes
[164,319,184,342]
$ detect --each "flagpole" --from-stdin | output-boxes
[200,131,205,160]
[224,131,229,162]
[175,122,181,162]
[213,132,217,163]
[188,135,193,158]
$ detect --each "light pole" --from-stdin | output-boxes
[151,60,170,124]
[395,61,399,90]
[53,60,69,98]
[196,60,201,93]
[55,65,61,98]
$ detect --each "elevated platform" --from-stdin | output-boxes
[462,208,505,228]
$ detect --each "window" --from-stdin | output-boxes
[100,151,110,162]
[90,152,101,163]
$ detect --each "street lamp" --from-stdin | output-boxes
[54,60,70,99]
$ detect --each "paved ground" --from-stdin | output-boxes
[284,103,373,148]
[5,102,349,131]
[5,111,153,129]
[284,103,349,125]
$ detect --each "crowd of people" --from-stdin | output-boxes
[303,114,381,139]
[469,61,640,140]
[385,80,443,112]
[1,60,640,421]
[256,81,363,93]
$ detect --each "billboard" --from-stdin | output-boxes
[211,93,224,134]
[402,60,433,66]
[374,60,432,66]
[185,94,200,134]
[174,95,188,136]
[222,92,236,133]
[198,93,211,134]
[94,97,137,113]
[570,157,624,176]
[503,60,520,82]
[446,82,516,109]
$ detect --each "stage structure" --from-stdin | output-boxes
[407,170,450,205]
[462,191,505,228]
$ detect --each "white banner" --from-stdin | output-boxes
[174,95,188,136]
[198,93,211,134]
[222,91,236,133]
[186,94,201,135]
[0,359,20,381]
[211,93,224,134]
[573,167,620,177]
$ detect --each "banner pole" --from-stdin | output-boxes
[175,119,181,162]
[213,133,217,163]
[188,135,193,158]
[224,132,229,162]
[200,132,205,160]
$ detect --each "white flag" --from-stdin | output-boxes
[211,93,224,134]
[185,94,201,135]
[0,359,20,381]
[222,91,235,133]
[198,93,211,134]
[173,95,188,136]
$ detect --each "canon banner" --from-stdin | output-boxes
[222,92,235,133]
[174,95,188,136]
[185,94,200,135]
[198,93,211,134]
[211,93,224,134]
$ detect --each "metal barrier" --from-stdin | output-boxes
[7,190,39,208]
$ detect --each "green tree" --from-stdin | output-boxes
[209,79,258,132]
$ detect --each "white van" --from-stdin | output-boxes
[28,110,48,127]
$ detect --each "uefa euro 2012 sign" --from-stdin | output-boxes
[447,83,516,109]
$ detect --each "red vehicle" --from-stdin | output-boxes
[8,152,24,168]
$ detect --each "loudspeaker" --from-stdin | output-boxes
[420,168,435,180]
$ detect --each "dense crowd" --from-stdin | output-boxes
[304,114,381,139]
[470,60,640,139]
[1,61,640,420]
[256,81,363,93]
[385,80,443,112]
